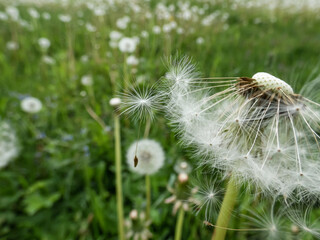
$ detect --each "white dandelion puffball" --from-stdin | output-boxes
[163,57,320,199]
[81,75,93,86]
[109,31,122,41]
[0,122,19,169]
[6,41,19,51]
[118,37,137,53]
[58,14,71,23]
[127,139,165,175]
[21,97,42,113]
[126,55,139,66]
[38,37,51,50]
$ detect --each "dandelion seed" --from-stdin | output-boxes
[120,86,163,122]
[192,177,223,221]
[242,202,288,240]
[287,206,320,238]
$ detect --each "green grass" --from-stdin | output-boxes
[0,1,320,239]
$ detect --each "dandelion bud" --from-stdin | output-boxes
[129,209,138,220]
[178,173,189,183]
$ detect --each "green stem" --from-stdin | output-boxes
[114,114,125,240]
[145,174,151,220]
[212,176,238,240]
[174,207,185,240]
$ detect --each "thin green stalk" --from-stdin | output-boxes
[114,113,125,240]
[212,176,238,240]
[174,207,185,240]
[145,174,151,220]
[144,118,151,220]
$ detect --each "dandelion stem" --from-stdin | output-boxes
[174,207,185,240]
[144,117,152,220]
[114,113,125,240]
[212,176,238,240]
[145,174,151,220]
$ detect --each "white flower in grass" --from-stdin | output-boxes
[0,12,8,21]
[21,97,42,113]
[152,26,161,34]
[42,55,55,65]
[126,139,165,175]
[196,37,204,45]
[93,8,105,17]
[116,16,130,29]
[163,57,320,199]
[109,31,122,41]
[6,6,19,21]
[86,23,96,32]
[126,55,139,66]
[6,41,19,51]
[28,8,40,19]
[118,37,137,53]
[0,122,19,169]
[141,31,149,38]
[58,14,71,23]
[42,12,51,20]
[81,75,93,86]
[38,38,51,51]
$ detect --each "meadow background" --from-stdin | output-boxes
[0,0,320,239]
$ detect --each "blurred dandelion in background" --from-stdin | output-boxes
[126,139,164,175]
[20,96,42,114]
[118,37,137,53]
[0,122,19,169]
[38,37,51,51]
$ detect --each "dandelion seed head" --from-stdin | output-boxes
[0,122,19,169]
[21,97,42,114]
[252,72,294,94]
[126,139,165,175]
[162,56,320,199]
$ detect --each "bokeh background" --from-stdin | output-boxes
[1,0,320,239]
